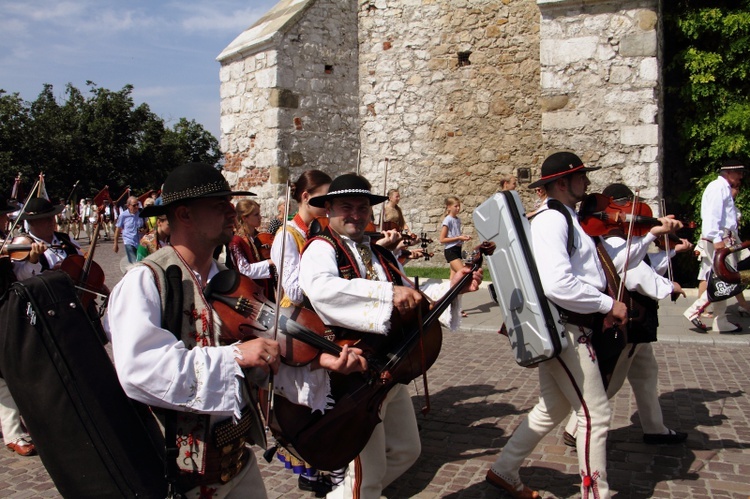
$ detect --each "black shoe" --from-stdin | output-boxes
[563,431,576,448]
[298,474,333,497]
[689,317,708,331]
[643,430,688,445]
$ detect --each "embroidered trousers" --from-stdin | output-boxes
[0,378,26,444]
[565,343,667,437]
[326,384,421,499]
[491,324,611,498]
[184,450,267,498]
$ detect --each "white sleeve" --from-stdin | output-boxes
[603,233,657,272]
[623,260,674,300]
[531,210,612,314]
[271,230,304,305]
[299,239,394,334]
[229,244,271,280]
[105,266,244,417]
[701,181,725,243]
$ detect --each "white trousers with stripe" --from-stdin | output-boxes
[491,324,611,498]
[564,343,667,437]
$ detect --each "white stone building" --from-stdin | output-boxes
[218,0,660,262]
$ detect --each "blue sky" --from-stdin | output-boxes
[0,0,279,139]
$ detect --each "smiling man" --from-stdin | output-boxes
[298,173,482,498]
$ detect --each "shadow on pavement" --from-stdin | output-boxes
[384,384,526,497]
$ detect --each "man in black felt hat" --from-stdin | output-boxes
[487,152,627,499]
[14,197,81,281]
[684,159,746,332]
[298,173,483,498]
[106,163,365,497]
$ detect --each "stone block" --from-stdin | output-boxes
[540,95,568,112]
[639,104,658,124]
[620,125,658,145]
[637,10,658,31]
[620,31,656,57]
[255,67,277,88]
[269,88,300,109]
[639,57,658,82]
[288,151,305,167]
[540,37,598,65]
[541,111,588,130]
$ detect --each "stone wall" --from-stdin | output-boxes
[538,0,661,205]
[219,0,360,217]
[358,0,544,242]
[219,0,664,266]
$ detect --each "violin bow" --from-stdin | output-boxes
[1,177,41,255]
[660,199,680,302]
[378,158,389,231]
[616,189,640,324]
[265,180,293,429]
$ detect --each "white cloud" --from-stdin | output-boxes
[171,1,276,34]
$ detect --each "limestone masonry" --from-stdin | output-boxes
[218,0,659,265]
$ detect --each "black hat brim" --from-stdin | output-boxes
[139,189,255,218]
[528,166,600,189]
[309,191,389,208]
[19,204,65,221]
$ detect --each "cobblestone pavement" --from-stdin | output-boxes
[1,237,749,498]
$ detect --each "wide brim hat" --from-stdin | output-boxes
[18,197,65,220]
[309,173,388,208]
[140,162,255,218]
[0,196,19,215]
[528,152,600,189]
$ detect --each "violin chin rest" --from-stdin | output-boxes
[204,269,240,298]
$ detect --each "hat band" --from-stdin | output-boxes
[162,180,230,204]
[721,165,745,170]
[538,163,586,182]
[326,188,378,197]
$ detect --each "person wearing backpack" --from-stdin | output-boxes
[486,152,628,499]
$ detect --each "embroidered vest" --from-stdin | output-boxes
[139,247,260,488]
[276,223,309,308]
[305,226,403,285]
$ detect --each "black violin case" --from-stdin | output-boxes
[473,191,567,366]
[0,270,166,498]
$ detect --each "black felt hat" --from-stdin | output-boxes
[308,173,388,208]
[720,159,746,171]
[528,152,600,189]
[140,162,255,218]
[18,197,65,220]
[602,183,638,202]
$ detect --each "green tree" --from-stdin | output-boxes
[0,82,221,202]
[664,1,750,227]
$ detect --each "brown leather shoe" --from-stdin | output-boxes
[7,441,36,456]
[486,468,542,498]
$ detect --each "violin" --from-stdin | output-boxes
[578,193,664,237]
[204,269,343,366]
[0,236,63,262]
[270,241,495,471]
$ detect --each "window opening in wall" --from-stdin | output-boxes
[457,51,472,67]
[517,168,531,184]
[325,64,334,74]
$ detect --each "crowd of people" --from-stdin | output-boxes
[0,153,744,499]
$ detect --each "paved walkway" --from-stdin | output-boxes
[0,238,748,497]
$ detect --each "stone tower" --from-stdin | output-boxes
[218,0,660,259]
